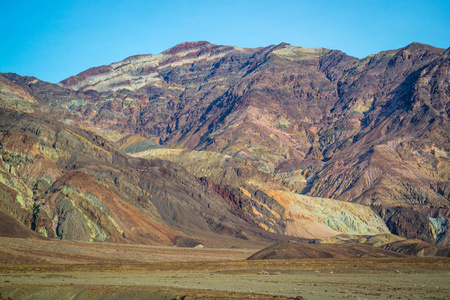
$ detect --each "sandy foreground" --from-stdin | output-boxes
[1,259,449,299]
[0,238,449,299]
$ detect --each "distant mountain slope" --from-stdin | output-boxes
[0,41,449,246]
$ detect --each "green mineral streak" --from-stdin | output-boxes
[271,115,291,129]
[8,165,16,176]
[82,191,123,234]
[67,99,85,107]
[61,185,78,195]
[106,215,123,235]
[322,209,381,234]
[292,195,388,235]
[83,192,108,212]
[61,185,123,237]
[14,193,26,208]
[269,134,279,141]
[428,217,448,239]
[44,176,53,184]
[37,176,53,186]
[62,119,74,125]
[0,172,33,209]
[1,149,33,167]
[123,97,137,107]
[65,195,108,241]
[39,145,61,160]
[85,217,107,242]
[38,227,49,237]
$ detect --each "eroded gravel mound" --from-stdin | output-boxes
[247,242,406,260]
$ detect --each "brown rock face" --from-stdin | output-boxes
[374,206,436,243]
[0,41,449,246]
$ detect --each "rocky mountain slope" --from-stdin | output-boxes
[0,99,389,247]
[0,40,449,247]
[0,108,292,247]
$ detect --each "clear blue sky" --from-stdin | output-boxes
[1,0,449,83]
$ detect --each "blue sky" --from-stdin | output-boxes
[1,0,449,83]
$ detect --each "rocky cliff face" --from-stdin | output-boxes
[0,41,449,246]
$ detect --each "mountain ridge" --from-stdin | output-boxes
[0,40,449,249]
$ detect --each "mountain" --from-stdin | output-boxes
[247,233,450,260]
[0,81,388,247]
[0,41,449,248]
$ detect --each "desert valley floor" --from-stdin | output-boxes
[0,237,449,300]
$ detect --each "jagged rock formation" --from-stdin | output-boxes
[0,40,449,247]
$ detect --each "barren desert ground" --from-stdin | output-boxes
[0,238,449,299]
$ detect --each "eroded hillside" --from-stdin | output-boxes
[0,41,449,246]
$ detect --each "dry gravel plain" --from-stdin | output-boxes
[0,237,449,299]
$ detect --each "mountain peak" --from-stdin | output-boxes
[401,42,445,54]
[276,42,291,47]
[162,41,213,55]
